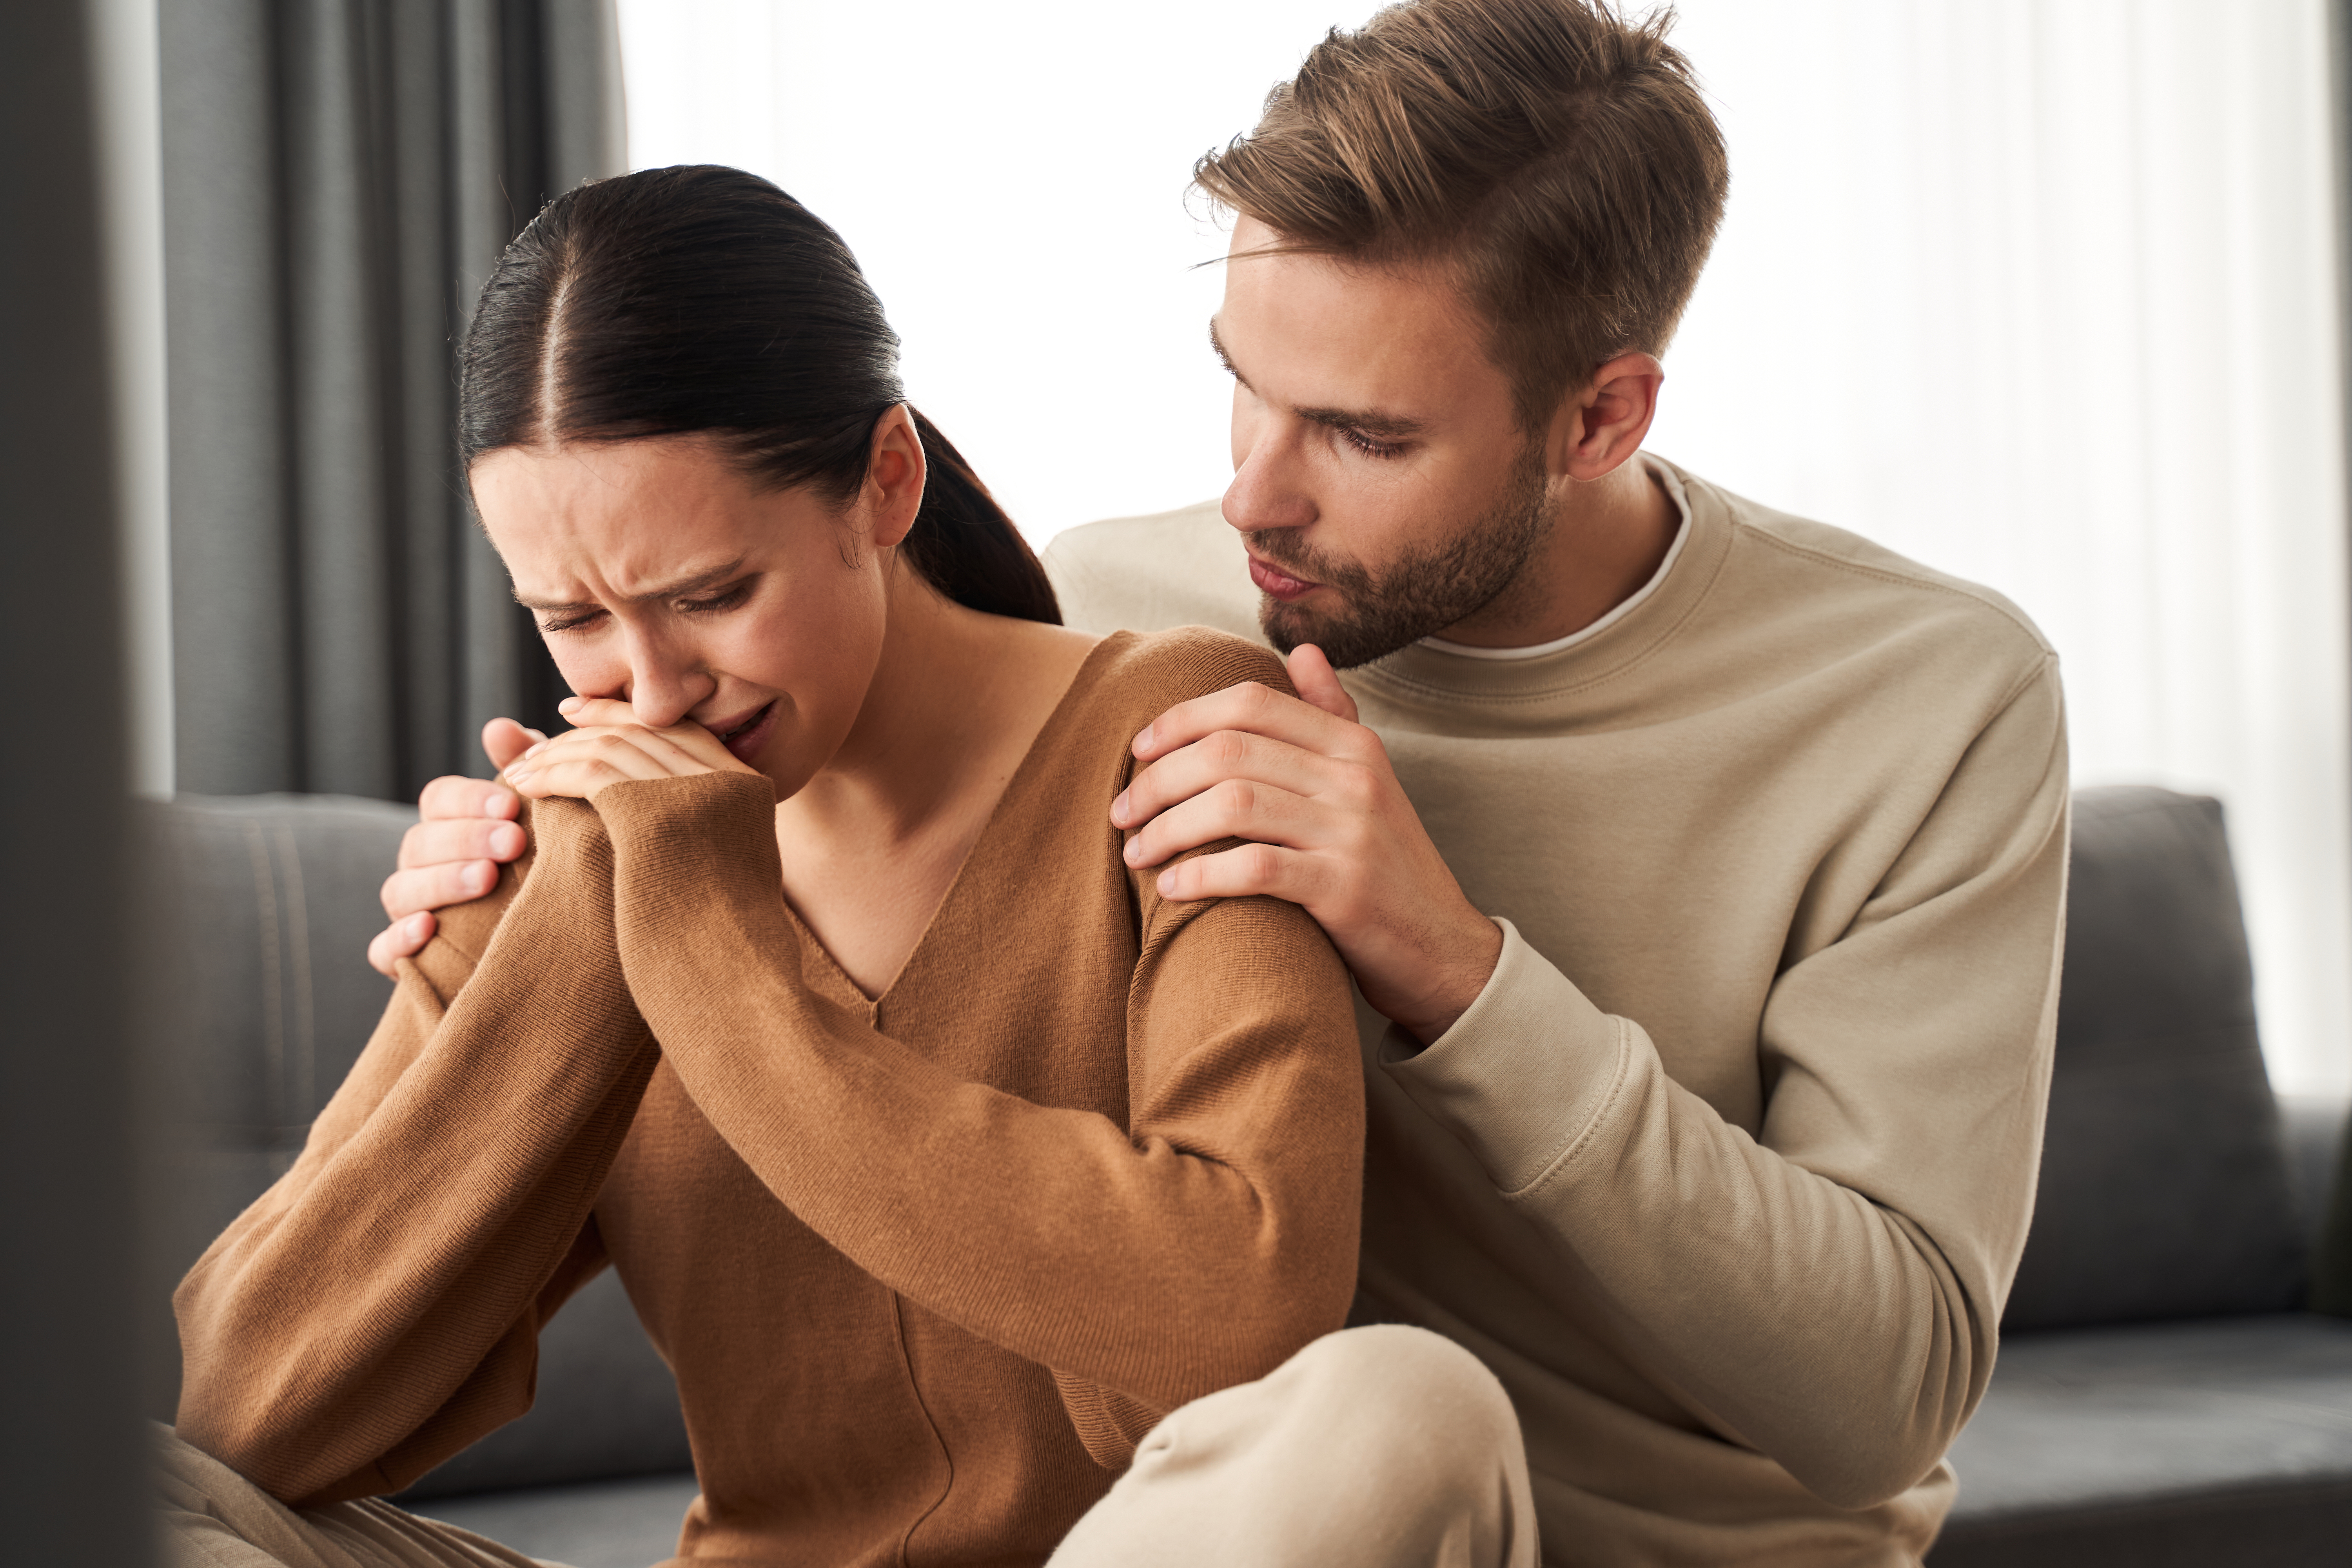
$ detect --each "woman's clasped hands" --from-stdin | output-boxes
[505,695,762,800]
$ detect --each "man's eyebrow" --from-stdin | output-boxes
[1207,318,1425,440]
[1295,405,1426,439]
[1208,318,1247,385]
[512,558,750,613]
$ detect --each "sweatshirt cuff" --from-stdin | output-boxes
[1378,918,1629,1196]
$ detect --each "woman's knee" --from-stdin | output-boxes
[1273,1325,1524,1468]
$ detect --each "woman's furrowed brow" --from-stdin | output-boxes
[511,558,751,612]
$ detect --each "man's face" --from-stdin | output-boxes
[1215,217,1550,667]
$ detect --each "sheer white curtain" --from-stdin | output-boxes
[1650,0,2350,1096]
[618,0,2352,1094]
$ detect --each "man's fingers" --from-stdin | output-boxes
[367,911,437,977]
[380,858,502,922]
[1112,730,1339,831]
[396,815,526,871]
[419,771,522,824]
[1122,777,1322,870]
[1152,842,1321,905]
[1132,680,1372,766]
[1285,644,1359,723]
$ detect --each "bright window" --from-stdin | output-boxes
[620,0,2352,1094]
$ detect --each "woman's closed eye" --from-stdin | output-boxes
[679,579,756,616]
[539,608,604,635]
[537,577,756,635]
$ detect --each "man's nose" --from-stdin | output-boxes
[1223,423,1316,536]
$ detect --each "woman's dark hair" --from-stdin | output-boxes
[459,165,1059,625]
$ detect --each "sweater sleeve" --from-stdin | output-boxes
[1381,657,2068,1509]
[594,770,1365,1432]
[172,798,660,1506]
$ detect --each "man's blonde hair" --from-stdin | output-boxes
[1196,0,1728,429]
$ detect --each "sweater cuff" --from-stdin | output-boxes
[592,770,781,899]
[1378,918,1629,1196]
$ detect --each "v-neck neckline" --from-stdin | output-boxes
[777,632,1127,1013]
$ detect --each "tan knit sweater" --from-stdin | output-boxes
[174,628,1366,1567]
[1044,459,2069,1566]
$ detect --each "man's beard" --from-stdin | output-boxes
[1251,453,1552,670]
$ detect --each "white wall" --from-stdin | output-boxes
[619,0,2352,1094]
[617,0,1360,541]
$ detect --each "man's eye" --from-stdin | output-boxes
[1343,428,1405,459]
[539,610,603,634]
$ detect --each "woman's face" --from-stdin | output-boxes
[470,432,895,799]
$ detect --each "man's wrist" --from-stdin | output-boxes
[1390,911,1506,1047]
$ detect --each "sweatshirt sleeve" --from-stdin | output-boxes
[172,798,660,1506]
[1381,656,2068,1509]
[593,770,1365,1433]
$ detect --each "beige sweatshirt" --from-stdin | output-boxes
[1042,458,2068,1566]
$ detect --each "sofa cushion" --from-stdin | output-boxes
[2002,787,2306,1330]
[140,794,410,1274]
[1934,1314,2352,1565]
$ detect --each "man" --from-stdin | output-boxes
[381,1,2065,1561]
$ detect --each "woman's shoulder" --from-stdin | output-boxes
[1078,626,1292,721]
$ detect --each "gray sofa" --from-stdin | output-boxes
[142,786,2352,1567]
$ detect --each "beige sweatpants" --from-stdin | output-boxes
[160,1325,1538,1568]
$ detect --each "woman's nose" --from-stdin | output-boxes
[624,646,717,730]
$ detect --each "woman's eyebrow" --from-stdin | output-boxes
[512,559,751,613]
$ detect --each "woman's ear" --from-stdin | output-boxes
[862,404,927,550]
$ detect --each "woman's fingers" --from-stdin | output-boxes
[508,729,688,798]
[516,719,745,785]
[366,911,436,978]
[556,696,635,728]
[481,717,544,774]
[549,697,753,776]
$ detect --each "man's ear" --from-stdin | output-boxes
[1544,352,1665,482]
[860,404,928,550]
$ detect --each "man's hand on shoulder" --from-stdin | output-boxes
[1111,646,1503,1044]
[367,718,541,976]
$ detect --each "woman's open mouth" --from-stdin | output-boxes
[714,700,779,764]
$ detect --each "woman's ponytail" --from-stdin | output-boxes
[901,408,1060,625]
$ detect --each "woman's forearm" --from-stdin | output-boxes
[172,799,658,1505]
[597,771,1366,1416]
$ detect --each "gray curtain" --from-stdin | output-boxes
[161,0,626,800]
